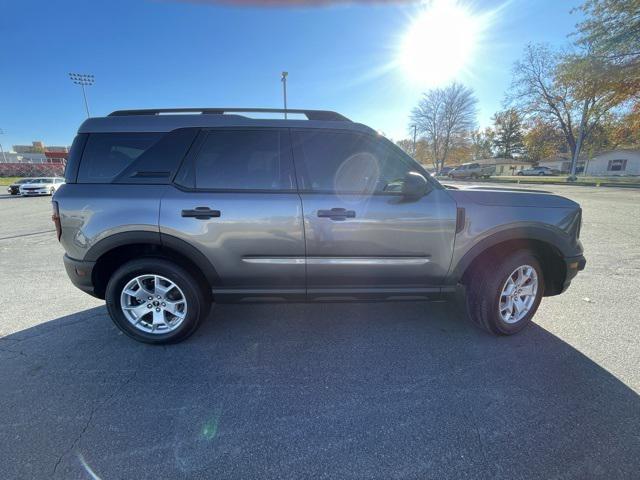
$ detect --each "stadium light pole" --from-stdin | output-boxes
[68,73,95,118]
[0,128,7,163]
[281,71,288,119]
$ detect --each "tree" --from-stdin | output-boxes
[509,43,628,178]
[523,119,565,163]
[395,138,433,167]
[574,0,640,87]
[470,128,494,160]
[492,109,525,158]
[410,82,478,173]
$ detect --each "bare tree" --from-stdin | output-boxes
[509,43,626,178]
[410,82,477,173]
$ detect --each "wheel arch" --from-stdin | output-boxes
[86,231,218,300]
[453,227,571,297]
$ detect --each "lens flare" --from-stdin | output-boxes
[399,0,487,86]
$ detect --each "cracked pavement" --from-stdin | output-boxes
[0,186,639,479]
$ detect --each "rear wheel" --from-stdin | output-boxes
[464,250,544,335]
[105,258,210,344]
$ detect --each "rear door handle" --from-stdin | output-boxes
[317,208,356,221]
[181,207,221,220]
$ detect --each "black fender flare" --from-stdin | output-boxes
[449,224,576,284]
[85,230,220,286]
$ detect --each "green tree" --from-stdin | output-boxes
[492,109,525,158]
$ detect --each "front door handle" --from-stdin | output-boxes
[317,208,356,221]
[181,207,221,220]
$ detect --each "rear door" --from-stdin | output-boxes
[160,128,306,302]
[292,129,457,300]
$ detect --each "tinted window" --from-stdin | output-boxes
[194,130,294,190]
[78,133,162,182]
[293,130,417,193]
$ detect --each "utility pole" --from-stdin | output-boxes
[412,124,417,158]
[281,72,288,119]
[0,128,7,163]
[68,73,95,118]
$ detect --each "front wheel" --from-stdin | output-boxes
[105,258,211,344]
[463,250,544,335]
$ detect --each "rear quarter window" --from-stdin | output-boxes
[76,129,198,184]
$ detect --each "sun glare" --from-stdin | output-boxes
[399,0,485,86]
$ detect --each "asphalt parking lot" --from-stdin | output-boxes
[1,185,639,479]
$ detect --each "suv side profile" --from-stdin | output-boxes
[55,108,585,344]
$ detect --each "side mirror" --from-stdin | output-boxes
[402,171,429,200]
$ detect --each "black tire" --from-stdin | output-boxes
[105,258,210,344]
[463,250,544,335]
[517,172,523,176]
[538,172,545,176]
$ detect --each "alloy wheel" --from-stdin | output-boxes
[120,274,188,334]
[498,265,538,324]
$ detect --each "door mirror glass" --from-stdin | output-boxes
[402,171,429,200]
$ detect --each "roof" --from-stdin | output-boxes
[476,157,533,165]
[78,108,376,135]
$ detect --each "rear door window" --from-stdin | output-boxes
[191,129,295,191]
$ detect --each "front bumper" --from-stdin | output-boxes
[63,254,99,298]
[559,254,586,293]
[21,189,49,195]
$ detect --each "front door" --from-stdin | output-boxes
[160,128,305,302]
[291,129,457,300]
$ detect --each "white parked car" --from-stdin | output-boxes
[19,177,65,196]
[517,166,557,176]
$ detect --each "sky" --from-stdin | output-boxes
[0,0,584,149]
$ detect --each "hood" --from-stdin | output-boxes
[446,185,579,209]
[21,182,54,188]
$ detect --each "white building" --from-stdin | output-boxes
[584,149,640,176]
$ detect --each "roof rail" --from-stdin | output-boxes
[108,108,351,122]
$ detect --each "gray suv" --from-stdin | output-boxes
[54,108,585,344]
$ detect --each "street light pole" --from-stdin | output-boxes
[281,71,288,119]
[68,73,95,118]
[0,128,7,163]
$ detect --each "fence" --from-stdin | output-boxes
[0,163,65,177]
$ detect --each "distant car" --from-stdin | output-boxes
[438,166,453,176]
[19,177,65,196]
[448,163,495,179]
[517,166,557,176]
[7,178,31,195]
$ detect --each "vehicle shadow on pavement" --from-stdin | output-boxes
[1,302,638,480]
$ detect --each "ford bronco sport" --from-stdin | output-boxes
[54,108,585,344]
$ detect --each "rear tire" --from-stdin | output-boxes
[463,250,544,335]
[105,258,210,344]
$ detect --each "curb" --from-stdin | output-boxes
[438,178,640,189]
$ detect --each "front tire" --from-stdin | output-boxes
[105,258,210,344]
[463,250,544,335]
